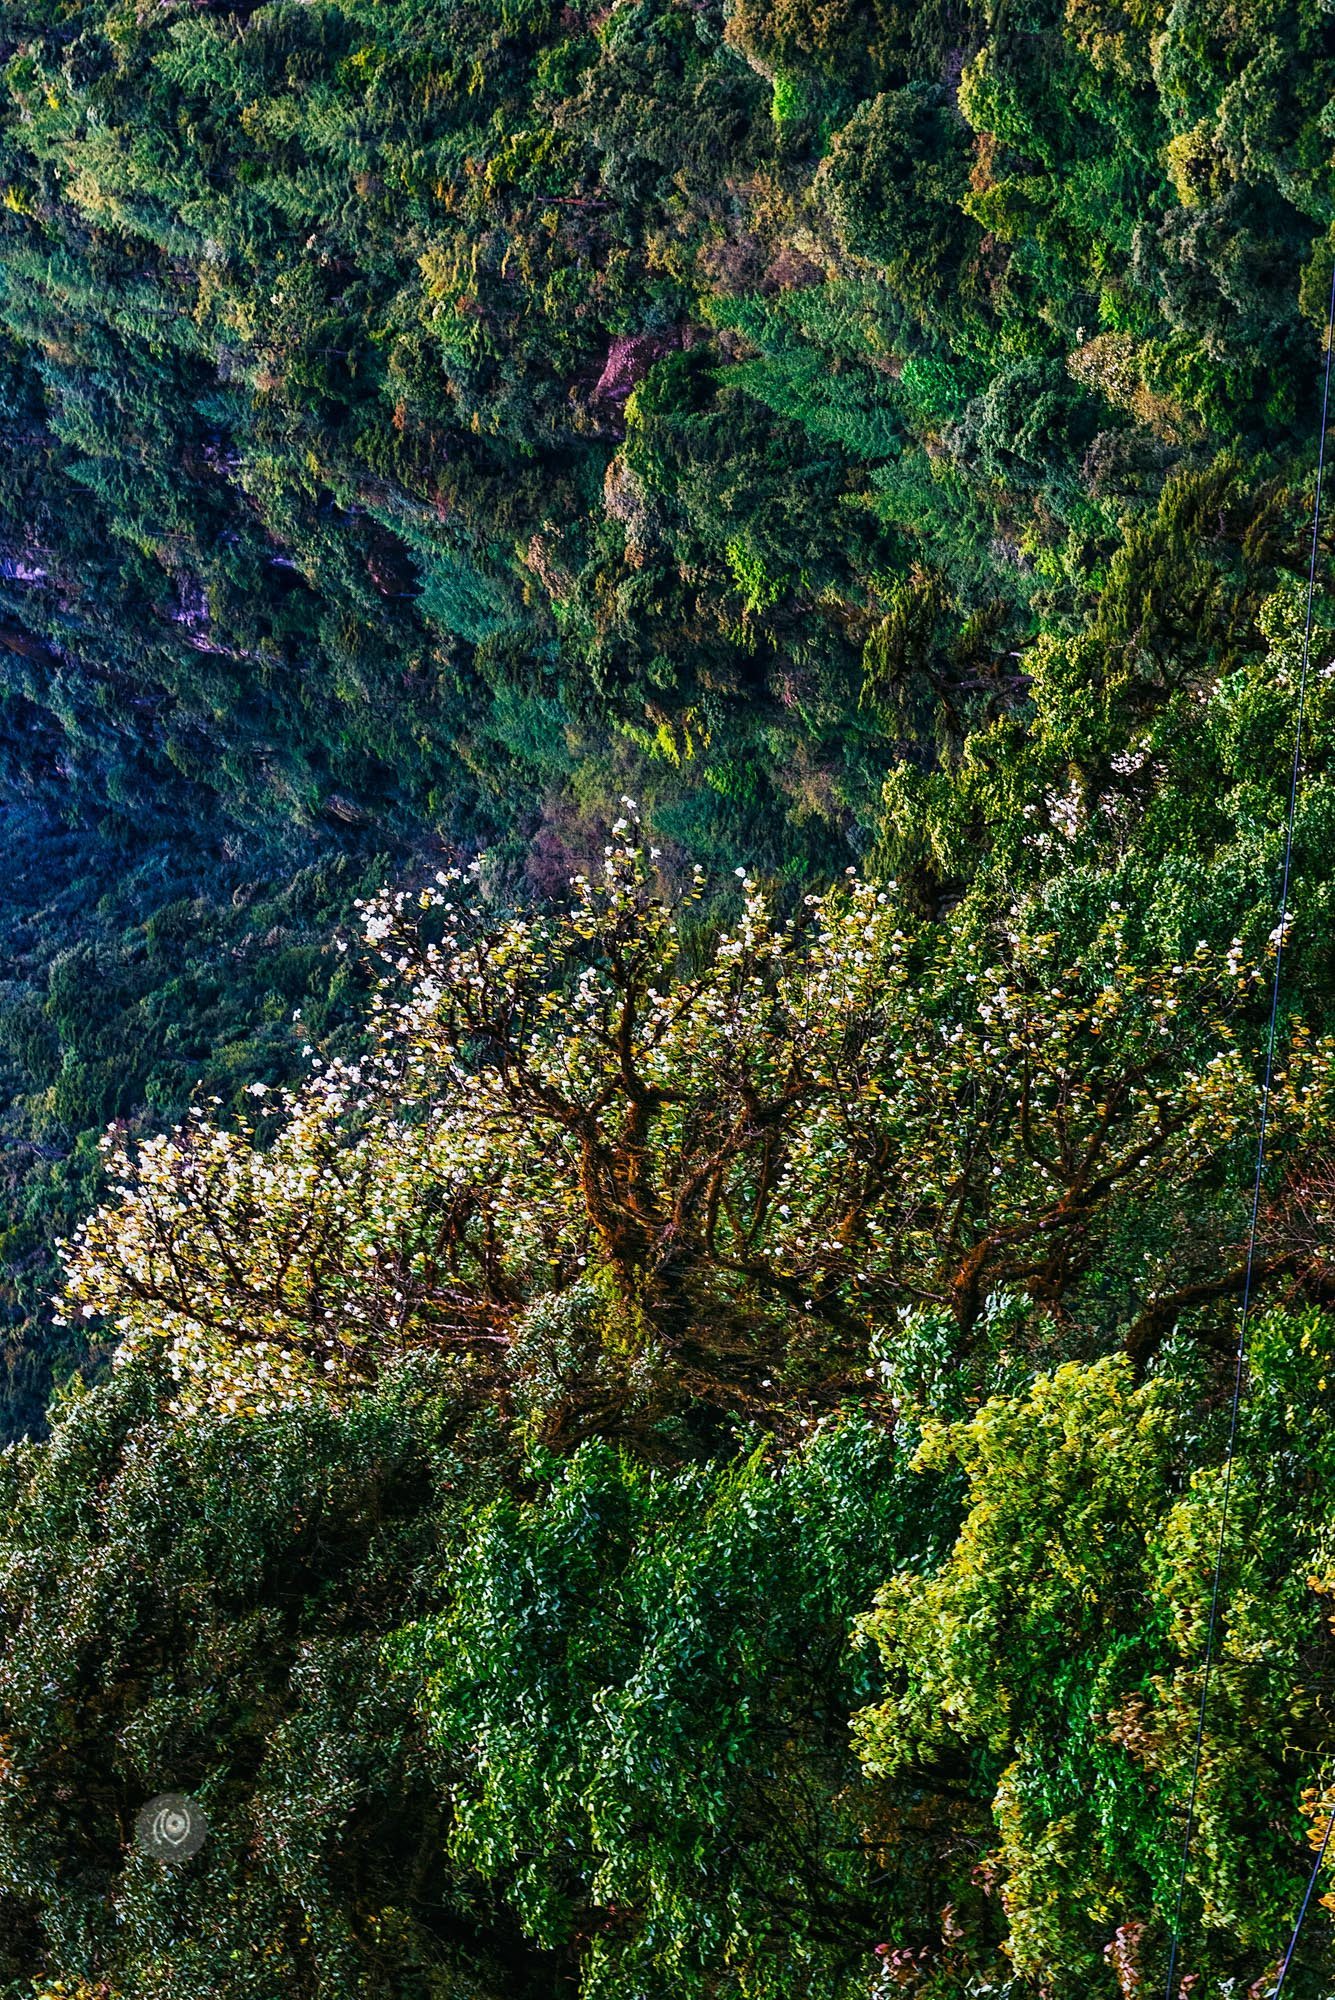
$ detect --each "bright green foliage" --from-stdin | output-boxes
[402,1420,945,2000]
[854,1324,1335,1996]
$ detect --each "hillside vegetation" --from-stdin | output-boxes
[2,0,1335,1993]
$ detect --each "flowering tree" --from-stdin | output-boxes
[60,810,1335,1422]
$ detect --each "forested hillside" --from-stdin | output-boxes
[2,0,1335,1993]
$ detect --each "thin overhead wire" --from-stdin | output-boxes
[1273,1793,1335,1998]
[1160,253,1335,2000]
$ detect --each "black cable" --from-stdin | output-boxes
[1273,1791,1335,1998]
[1161,253,1335,2000]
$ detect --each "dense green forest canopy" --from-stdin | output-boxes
[1,0,1333,1423]
[3,0,1335,1992]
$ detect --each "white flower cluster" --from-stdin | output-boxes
[57,815,1331,1420]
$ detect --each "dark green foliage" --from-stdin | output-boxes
[822,87,977,311]
[0,1350,544,1997]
